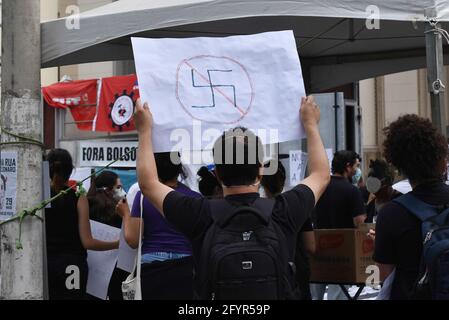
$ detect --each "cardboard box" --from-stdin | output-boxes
[310,224,375,284]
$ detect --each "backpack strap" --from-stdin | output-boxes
[393,193,439,222]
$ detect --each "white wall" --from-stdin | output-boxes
[360,78,377,147]
[360,70,420,154]
[63,61,114,81]
[384,70,419,124]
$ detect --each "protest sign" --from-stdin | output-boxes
[86,221,120,300]
[132,31,305,153]
[289,150,308,186]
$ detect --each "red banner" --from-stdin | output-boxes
[42,79,98,131]
[94,74,140,132]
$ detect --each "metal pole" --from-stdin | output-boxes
[333,92,339,151]
[425,20,447,136]
[1,0,44,299]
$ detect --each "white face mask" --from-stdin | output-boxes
[259,187,267,198]
[366,176,382,194]
[113,187,127,201]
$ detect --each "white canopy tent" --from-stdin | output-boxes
[41,0,449,92]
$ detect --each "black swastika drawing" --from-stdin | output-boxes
[191,69,237,109]
[176,55,254,124]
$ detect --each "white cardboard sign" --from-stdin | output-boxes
[289,150,308,186]
[132,31,306,152]
[86,221,120,300]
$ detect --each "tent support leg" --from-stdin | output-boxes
[425,20,447,137]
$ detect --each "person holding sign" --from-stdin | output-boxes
[45,149,119,300]
[133,95,329,299]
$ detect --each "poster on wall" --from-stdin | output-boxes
[0,152,18,220]
[289,150,308,186]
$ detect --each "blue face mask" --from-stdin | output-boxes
[352,168,362,185]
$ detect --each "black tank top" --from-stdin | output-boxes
[45,187,86,257]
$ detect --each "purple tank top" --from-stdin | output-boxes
[131,183,201,255]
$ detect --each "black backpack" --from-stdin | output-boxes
[394,193,449,300]
[197,198,298,300]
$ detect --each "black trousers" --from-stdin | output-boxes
[107,265,129,300]
[140,256,194,300]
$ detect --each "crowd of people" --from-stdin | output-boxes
[43,95,449,300]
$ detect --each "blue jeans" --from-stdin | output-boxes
[141,252,191,264]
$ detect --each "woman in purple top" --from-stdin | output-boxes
[117,152,201,300]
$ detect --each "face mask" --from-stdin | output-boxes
[113,187,127,201]
[352,168,362,185]
[259,187,267,199]
[366,176,382,194]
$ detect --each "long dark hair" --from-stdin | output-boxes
[261,160,286,197]
[87,171,119,224]
[197,166,222,198]
[368,159,394,186]
[155,152,186,183]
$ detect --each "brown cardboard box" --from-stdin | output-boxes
[310,224,375,284]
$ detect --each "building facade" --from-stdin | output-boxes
[360,67,449,174]
[7,1,449,177]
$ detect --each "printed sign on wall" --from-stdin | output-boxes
[0,152,18,220]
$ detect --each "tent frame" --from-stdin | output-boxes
[426,20,447,135]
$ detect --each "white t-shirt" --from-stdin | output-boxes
[126,182,140,211]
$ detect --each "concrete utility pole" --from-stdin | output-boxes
[0,0,44,299]
[425,17,447,136]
